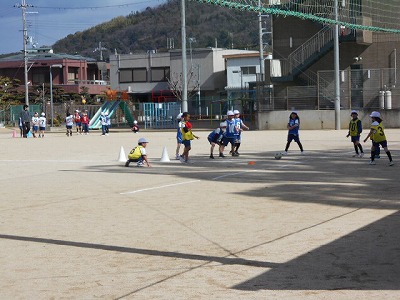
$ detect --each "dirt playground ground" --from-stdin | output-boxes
[0,126,399,299]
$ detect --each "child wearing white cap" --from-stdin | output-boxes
[125,137,151,167]
[38,112,46,138]
[363,111,393,166]
[231,109,249,156]
[207,122,227,159]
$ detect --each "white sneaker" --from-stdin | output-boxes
[175,154,180,160]
[389,161,394,166]
[136,162,144,167]
[359,153,364,158]
[301,151,305,155]
[282,151,288,156]
[369,161,376,165]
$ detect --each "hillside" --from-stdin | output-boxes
[52,0,263,60]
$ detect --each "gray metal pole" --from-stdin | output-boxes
[258,0,264,81]
[334,0,341,129]
[22,0,29,105]
[181,0,188,112]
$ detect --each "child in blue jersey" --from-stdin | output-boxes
[175,113,184,159]
[283,111,304,155]
[346,110,364,157]
[208,121,227,159]
[219,111,236,158]
[231,109,249,156]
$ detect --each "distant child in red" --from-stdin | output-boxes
[81,112,90,135]
[131,120,139,133]
[74,110,82,135]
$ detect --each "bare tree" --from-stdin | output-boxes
[167,66,199,102]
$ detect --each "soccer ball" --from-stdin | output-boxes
[274,152,283,160]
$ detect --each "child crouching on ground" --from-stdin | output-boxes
[125,137,151,167]
[207,121,226,159]
[131,120,139,133]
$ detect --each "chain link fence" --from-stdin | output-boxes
[258,68,400,111]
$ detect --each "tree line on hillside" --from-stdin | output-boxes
[53,0,264,60]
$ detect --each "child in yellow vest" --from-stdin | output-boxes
[363,111,393,166]
[180,112,199,163]
[125,137,151,167]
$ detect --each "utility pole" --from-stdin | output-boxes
[94,42,107,61]
[181,0,188,112]
[258,0,265,81]
[15,0,33,105]
[334,0,341,129]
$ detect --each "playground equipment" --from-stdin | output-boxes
[89,100,135,129]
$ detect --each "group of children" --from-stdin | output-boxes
[348,110,394,166]
[72,110,90,135]
[206,110,249,159]
[124,108,394,169]
[174,110,249,163]
[280,109,394,166]
[21,111,47,138]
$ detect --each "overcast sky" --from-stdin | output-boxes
[0,0,165,55]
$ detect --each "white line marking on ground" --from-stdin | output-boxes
[211,172,248,180]
[120,180,201,195]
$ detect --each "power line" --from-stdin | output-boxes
[33,1,159,10]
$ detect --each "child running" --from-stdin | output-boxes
[180,112,199,163]
[283,111,304,155]
[363,111,394,166]
[125,137,151,167]
[207,121,227,159]
[346,110,364,157]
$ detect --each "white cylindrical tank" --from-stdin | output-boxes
[379,91,385,109]
[385,91,392,109]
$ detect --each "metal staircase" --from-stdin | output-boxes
[271,26,335,82]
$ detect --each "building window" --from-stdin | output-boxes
[68,67,79,83]
[32,72,46,85]
[119,69,133,83]
[133,68,147,82]
[241,66,256,75]
[151,67,170,82]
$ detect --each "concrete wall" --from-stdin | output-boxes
[257,109,400,130]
